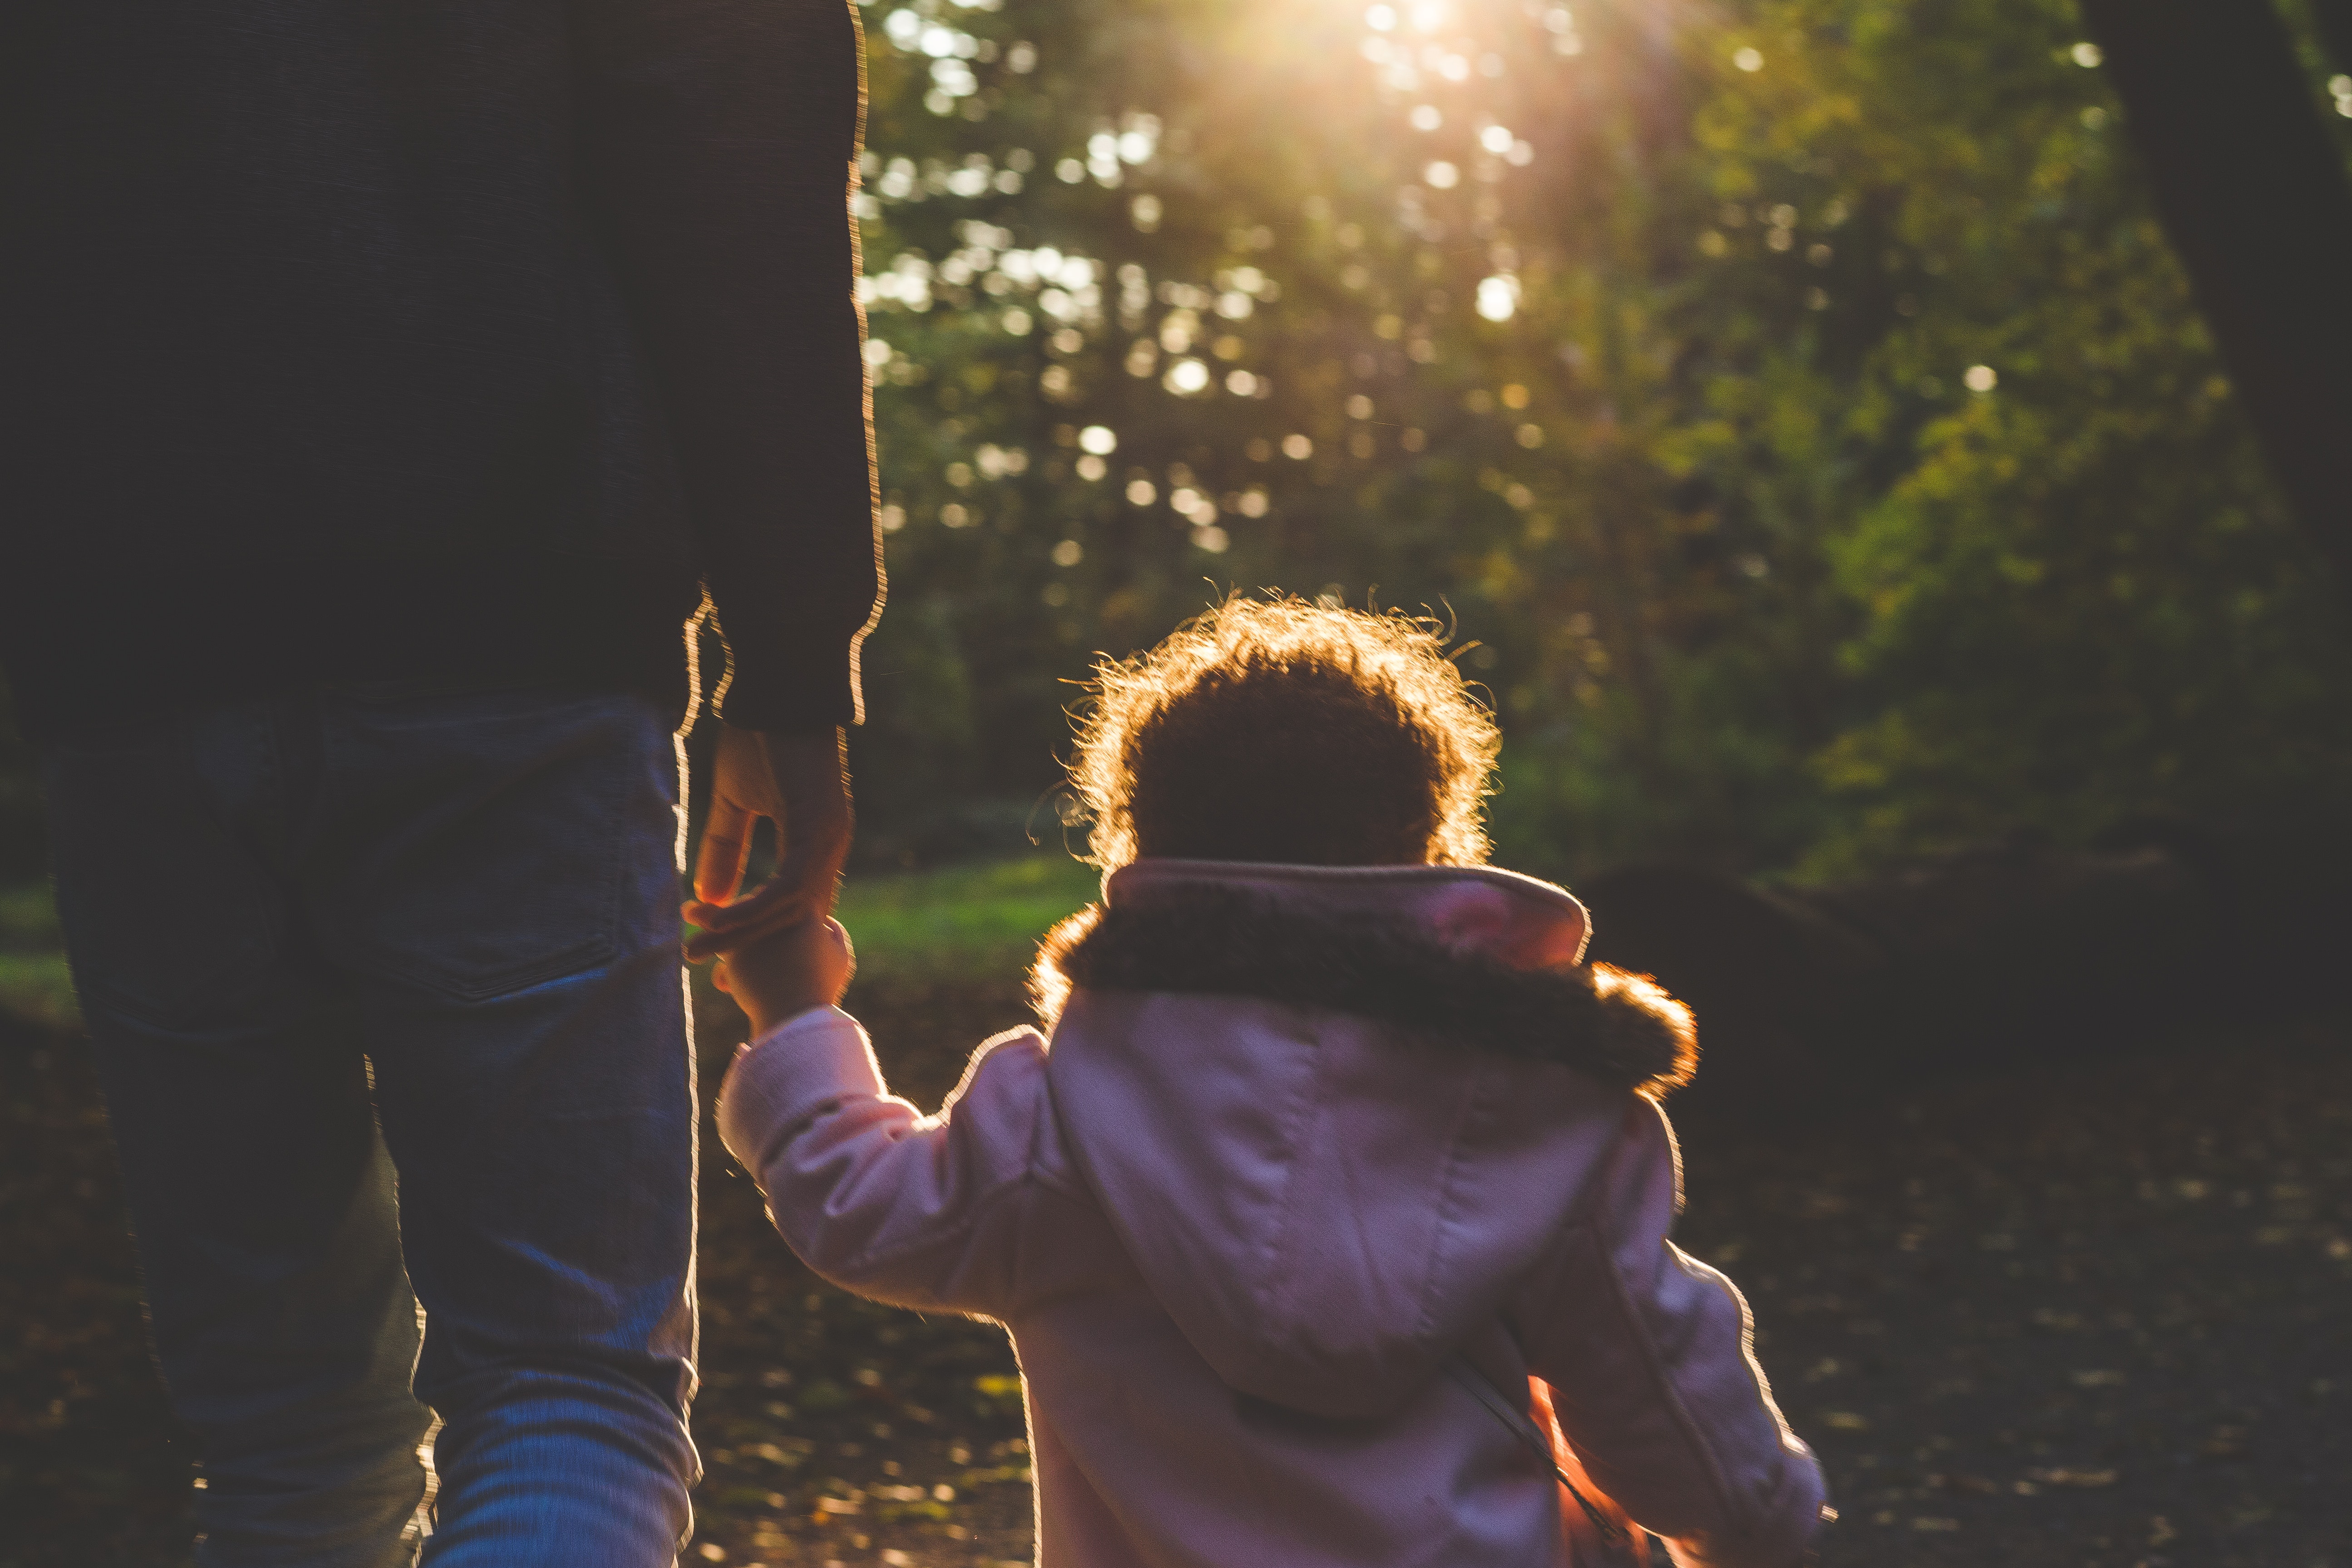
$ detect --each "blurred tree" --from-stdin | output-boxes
[0,677,47,882]
[2077,0,2352,587]
[3,0,2342,891]
[1691,0,2352,867]
[840,0,2352,878]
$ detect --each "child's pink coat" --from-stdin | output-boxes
[717,860,1828,1567]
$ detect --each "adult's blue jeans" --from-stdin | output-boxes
[39,684,699,1566]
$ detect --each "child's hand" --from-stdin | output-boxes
[711,916,854,1039]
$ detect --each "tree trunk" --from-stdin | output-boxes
[2076,0,2352,589]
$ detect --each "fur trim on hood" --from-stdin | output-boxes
[1030,869,1698,1098]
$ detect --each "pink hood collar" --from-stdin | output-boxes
[1034,860,1696,1419]
[1032,860,1694,1095]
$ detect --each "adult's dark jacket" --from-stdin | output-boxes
[0,0,881,739]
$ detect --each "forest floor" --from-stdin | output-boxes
[3,973,2347,1568]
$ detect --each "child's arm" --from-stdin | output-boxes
[1512,1099,1829,1568]
[712,923,1065,1318]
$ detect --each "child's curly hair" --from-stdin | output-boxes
[1070,597,1500,869]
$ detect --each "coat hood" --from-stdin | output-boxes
[1034,860,1697,1420]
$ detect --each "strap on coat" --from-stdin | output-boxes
[1444,1355,1637,1559]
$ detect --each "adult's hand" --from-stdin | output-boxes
[683,727,851,962]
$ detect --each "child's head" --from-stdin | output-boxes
[1071,597,1500,869]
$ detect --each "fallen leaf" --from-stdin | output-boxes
[2199,1425,2247,1459]
[2025,1467,2118,1488]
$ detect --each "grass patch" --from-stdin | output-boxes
[835,854,1099,980]
[0,881,60,946]
[0,953,76,1029]
[0,883,74,1029]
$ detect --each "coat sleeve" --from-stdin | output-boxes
[715,1007,1058,1317]
[1511,1098,1828,1568]
[568,0,881,733]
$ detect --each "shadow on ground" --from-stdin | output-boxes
[4,984,2347,1567]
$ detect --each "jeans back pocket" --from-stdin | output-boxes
[321,688,674,1004]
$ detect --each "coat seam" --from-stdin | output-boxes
[1411,1059,1490,1344]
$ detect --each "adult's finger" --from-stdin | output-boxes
[681,838,837,933]
[683,883,827,961]
[693,794,757,908]
[766,729,853,905]
[762,811,850,917]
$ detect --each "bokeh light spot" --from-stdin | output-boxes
[1164,358,1212,395]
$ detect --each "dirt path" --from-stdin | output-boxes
[5,989,2346,1567]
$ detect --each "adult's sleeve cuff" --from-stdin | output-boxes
[716,642,859,733]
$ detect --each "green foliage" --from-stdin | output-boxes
[845,0,2352,875]
[1703,0,2352,868]
[0,0,2339,889]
